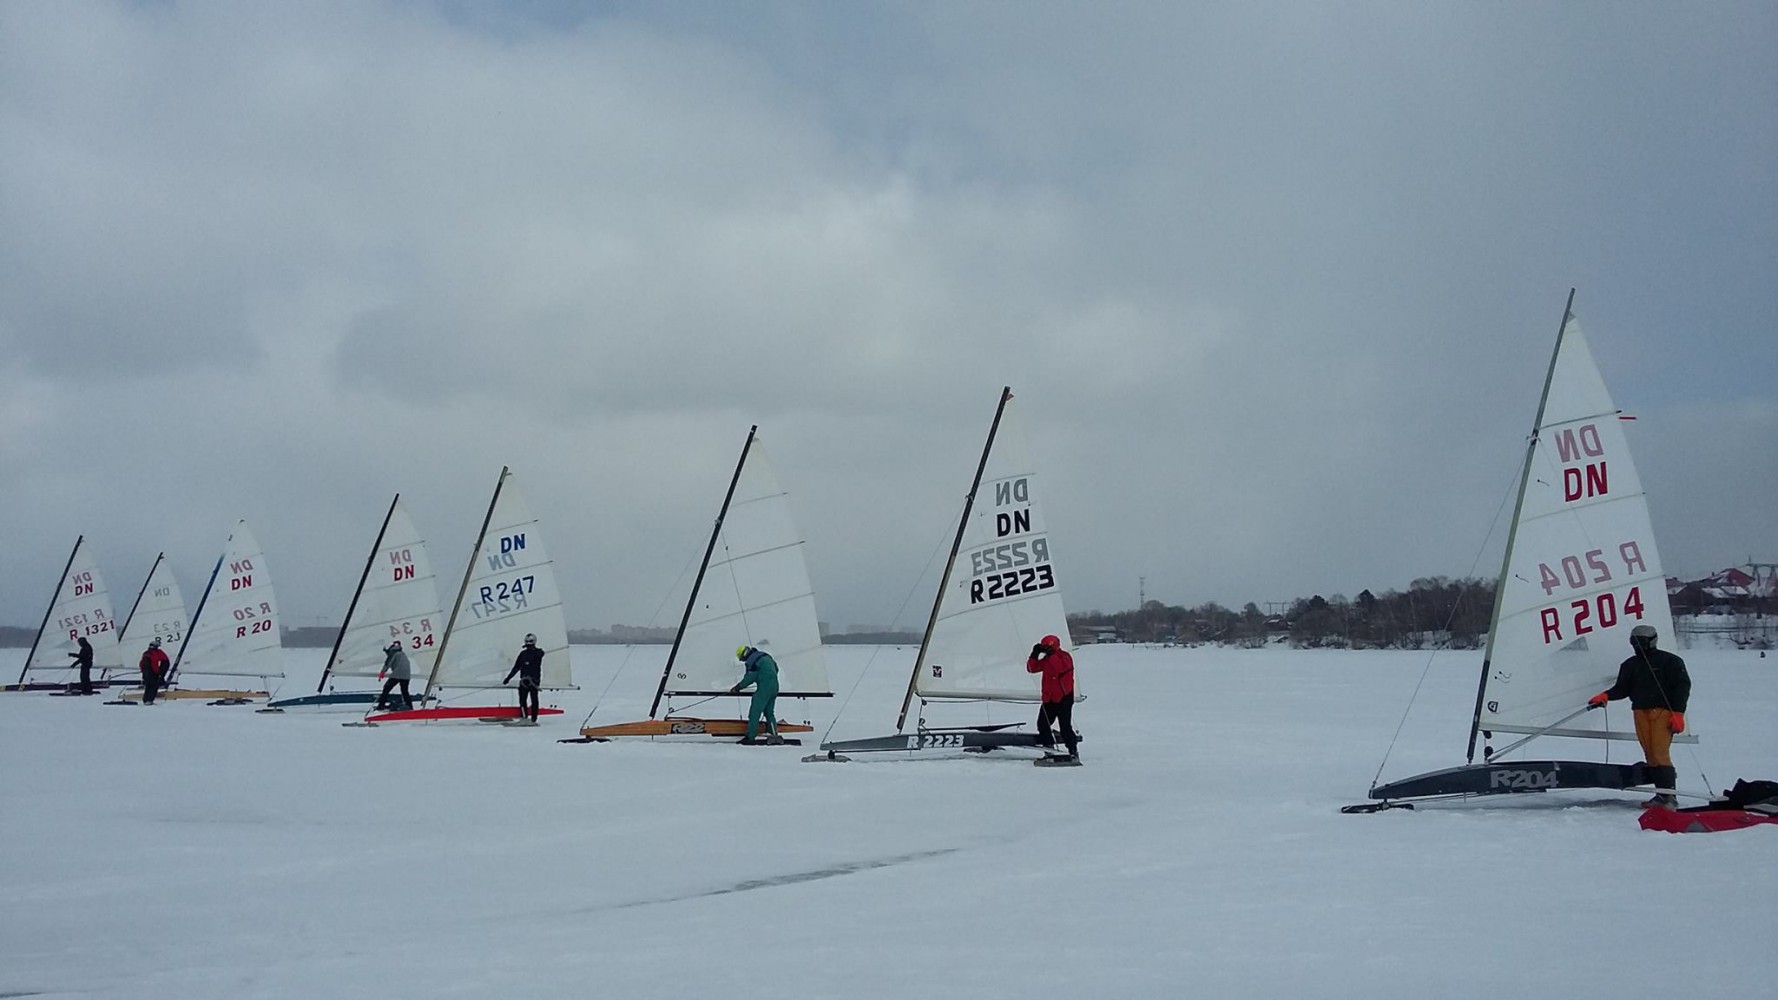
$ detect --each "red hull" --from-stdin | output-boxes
[364,705,564,723]
[1639,805,1778,834]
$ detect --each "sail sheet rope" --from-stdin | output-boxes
[576,547,703,728]
[1368,460,1522,788]
[815,508,959,745]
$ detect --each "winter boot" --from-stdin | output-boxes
[1643,766,1679,807]
[764,733,786,745]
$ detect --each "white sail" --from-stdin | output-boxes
[1478,316,1676,742]
[175,521,284,680]
[914,392,1067,704]
[114,554,188,678]
[22,537,122,682]
[327,497,443,682]
[664,434,830,699]
[428,470,572,692]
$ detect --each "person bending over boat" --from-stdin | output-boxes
[69,636,94,695]
[1588,624,1691,806]
[504,633,544,722]
[1027,634,1079,762]
[730,645,782,744]
[375,640,414,712]
[139,638,170,704]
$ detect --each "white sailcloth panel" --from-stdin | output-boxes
[432,474,572,690]
[666,440,830,698]
[26,538,122,678]
[1479,319,1673,740]
[329,499,443,681]
[178,521,285,679]
[114,556,188,677]
[915,398,1066,703]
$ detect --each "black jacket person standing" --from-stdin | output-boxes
[68,637,95,695]
[1588,623,1691,806]
[503,633,544,722]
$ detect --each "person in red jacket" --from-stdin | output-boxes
[1026,634,1078,762]
[139,638,171,704]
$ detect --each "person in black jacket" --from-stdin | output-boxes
[502,633,544,722]
[1588,623,1691,806]
[68,636,95,695]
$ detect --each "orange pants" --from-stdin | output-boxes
[1633,708,1675,768]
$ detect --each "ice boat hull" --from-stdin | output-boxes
[820,725,1048,755]
[363,705,563,723]
[1367,760,1650,801]
[580,717,814,739]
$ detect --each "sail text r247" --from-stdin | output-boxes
[964,476,1057,605]
[471,533,534,620]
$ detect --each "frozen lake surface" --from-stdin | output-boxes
[3,643,1774,999]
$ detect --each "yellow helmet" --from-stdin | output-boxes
[735,645,749,660]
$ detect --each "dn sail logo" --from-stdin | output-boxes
[1553,423,1609,501]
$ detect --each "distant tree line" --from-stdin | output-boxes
[1069,576,1497,650]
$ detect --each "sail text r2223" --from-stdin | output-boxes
[964,476,1057,605]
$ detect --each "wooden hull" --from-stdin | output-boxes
[364,705,564,723]
[112,688,270,702]
[580,717,815,739]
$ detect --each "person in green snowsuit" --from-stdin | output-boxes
[729,645,781,744]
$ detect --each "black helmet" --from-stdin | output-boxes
[523,633,537,646]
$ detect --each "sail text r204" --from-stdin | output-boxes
[1536,541,1648,596]
[1539,586,1646,644]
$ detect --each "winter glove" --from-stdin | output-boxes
[1670,712,1686,734]
[729,685,741,695]
[1032,643,1047,658]
[1586,691,1609,708]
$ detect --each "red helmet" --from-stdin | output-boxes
[1041,634,1061,649]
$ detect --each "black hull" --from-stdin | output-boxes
[1367,760,1651,801]
[821,725,1047,755]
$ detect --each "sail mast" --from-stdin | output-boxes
[171,549,227,684]
[650,427,759,719]
[117,553,161,647]
[424,468,508,702]
[18,537,83,686]
[896,387,1013,732]
[1465,288,1576,763]
[318,495,401,694]
[112,552,162,680]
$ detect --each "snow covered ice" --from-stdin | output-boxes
[2,643,1774,999]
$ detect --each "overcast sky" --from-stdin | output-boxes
[3,1,1773,635]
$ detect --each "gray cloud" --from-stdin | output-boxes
[2,1,1772,637]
